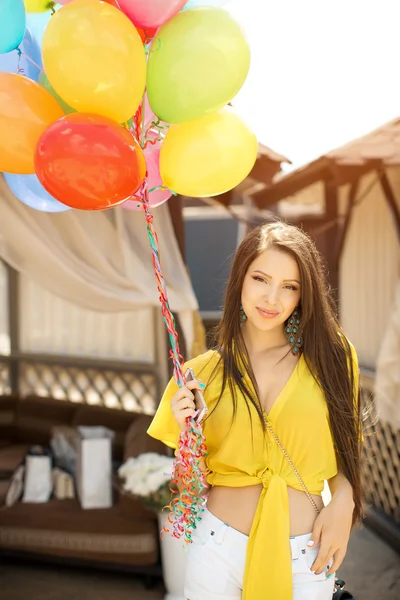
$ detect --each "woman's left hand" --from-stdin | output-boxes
[308,492,354,576]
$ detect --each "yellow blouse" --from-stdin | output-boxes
[148,345,359,600]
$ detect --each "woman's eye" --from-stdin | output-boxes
[252,276,266,283]
[284,285,298,291]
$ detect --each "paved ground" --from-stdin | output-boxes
[339,527,399,599]
[0,527,399,599]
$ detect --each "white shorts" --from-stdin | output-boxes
[184,508,336,600]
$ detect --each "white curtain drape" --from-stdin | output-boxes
[19,275,156,362]
[0,174,198,358]
[375,279,400,429]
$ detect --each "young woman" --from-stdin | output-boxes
[148,221,363,600]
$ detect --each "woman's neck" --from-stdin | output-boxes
[241,322,288,356]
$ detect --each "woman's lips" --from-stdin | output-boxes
[256,307,280,319]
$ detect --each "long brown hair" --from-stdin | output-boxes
[212,220,363,525]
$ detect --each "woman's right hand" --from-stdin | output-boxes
[170,380,205,432]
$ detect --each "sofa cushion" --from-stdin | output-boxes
[0,499,159,566]
[5,464,24,507]
[118,489,157,521]
[0,395,19,441]
[16,396,77,446]
[73,405,134,461]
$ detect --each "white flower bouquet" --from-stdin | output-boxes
[118,452,177,513]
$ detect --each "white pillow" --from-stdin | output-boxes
[5,465,25,507]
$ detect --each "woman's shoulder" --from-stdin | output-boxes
[184,349,221,376]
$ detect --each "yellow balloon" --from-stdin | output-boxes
[42,0,146,123]
[24,0,54,12]
[160,109,258,198]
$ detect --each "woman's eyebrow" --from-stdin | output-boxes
[252,270,301,284]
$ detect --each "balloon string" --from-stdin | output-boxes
[137,181,209,543]
[16,49,24,76]
[133,103,142,141]
[140,96,146,148]
[143,136,160,149]
[142,119,169,149]
[148,185,177,195]
[18,50,45,73]
[139,180,185,385]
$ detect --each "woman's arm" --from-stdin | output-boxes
[308,469,355,576]
[328,469,355,504]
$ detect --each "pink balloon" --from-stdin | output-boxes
[58,0,119,4]
[142,92,168,130]
[117,0,187,29]
[123,142,172,210]
[143,93,157,129]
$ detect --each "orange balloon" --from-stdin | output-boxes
[0,73,64,174]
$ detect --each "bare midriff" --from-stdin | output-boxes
[206,485,324,537]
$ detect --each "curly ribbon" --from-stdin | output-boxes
[138,181,209,543]
[16,49,24,76]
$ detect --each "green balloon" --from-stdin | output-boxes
[39,72,75,115]
[147,7,250,124]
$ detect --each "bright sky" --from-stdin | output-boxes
[227,0,400,170]
[28,1,400,171]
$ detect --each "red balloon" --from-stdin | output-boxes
[136,26,158,43]
[34,113,146,211]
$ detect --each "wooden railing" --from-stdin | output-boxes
[360,369,400,552]
[0,353,160,415]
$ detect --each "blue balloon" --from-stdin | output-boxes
[0,0,26,54]
[183,0,228,9]
[4,173,71,213]
[27,11,53,47]
[0,28,42,81]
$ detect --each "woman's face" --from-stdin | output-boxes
[241,248,301,333]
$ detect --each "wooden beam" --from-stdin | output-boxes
[213,190,233,207]
[336,179,359,261]
[379,170,400,243]
[249,155,282,186]
[252,159,380,209]
[329,160,380,186]
[251,158,332,208]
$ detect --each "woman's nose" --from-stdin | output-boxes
[266,287,279,305]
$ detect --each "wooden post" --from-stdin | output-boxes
[167,194,188,370]
[324,179,339,306]
[168,194,186,262]
[379,170,400,242]
[6,264,19,394]
[336,180,359,261]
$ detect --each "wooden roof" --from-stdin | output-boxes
[252,118,400,207]
[183,143,291,208]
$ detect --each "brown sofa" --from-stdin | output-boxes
[0,394,167,576]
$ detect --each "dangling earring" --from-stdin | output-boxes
[286,308,303,354]
[240,304,247,328]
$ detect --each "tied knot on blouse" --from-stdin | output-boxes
[257,466,273,488]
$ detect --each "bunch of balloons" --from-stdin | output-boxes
[0,0,258,213]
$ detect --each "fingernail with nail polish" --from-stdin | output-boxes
[199,383,206,389]
[327,574,333,579]
[307,540,314,547]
